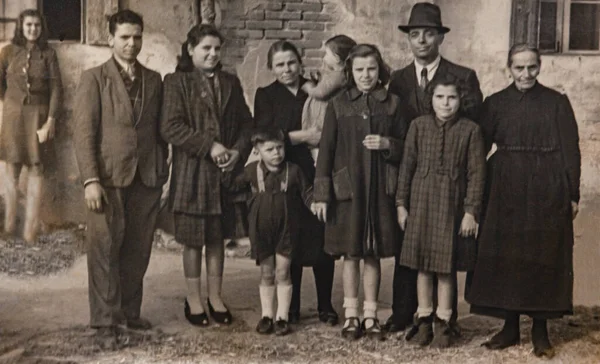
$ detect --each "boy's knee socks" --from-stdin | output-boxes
[259,285,276,318]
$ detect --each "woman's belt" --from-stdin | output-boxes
[496,144,558,153]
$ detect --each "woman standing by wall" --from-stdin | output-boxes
[0,9,62,243]
[467,44,581,359]
[161,24,253,326]
[254,40,338,325]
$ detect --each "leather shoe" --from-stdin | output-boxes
[94,326,118,351]
[318,310,339,326]
[256,316,274,334]
[207,299,232,325]
[184,299,209,326]
[274,319,291,336]
[126,317,152,330]
[383,315,410,333]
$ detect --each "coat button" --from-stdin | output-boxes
[362,113,368,119]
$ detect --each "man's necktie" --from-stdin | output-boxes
[420,68,428,91]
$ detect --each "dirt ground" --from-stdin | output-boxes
[0,232,599,364]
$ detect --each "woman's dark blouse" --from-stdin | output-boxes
[254,79,315,180]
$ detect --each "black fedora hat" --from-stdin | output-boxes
[398,3,450,34]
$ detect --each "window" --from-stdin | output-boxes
[512,0,600,53]
[0,0,118,45]
[41,0,83,42]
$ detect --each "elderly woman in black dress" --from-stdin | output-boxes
[467,44,581,359]
[0,9,62,243]
[254,40,338,325]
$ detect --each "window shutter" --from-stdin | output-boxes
[510,0,540,46]
[85,0,119,45]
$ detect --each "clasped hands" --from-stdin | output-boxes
[210,142,240,172]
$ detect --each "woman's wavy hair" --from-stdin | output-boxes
[12,9,49,50]
[176,24,224,72]
[423,74,471,117]
[344,44,391,88]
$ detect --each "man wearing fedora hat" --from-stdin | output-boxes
[385,2,483,335]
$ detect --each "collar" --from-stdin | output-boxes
[113,56,138,74]
[434,114,459,129]
[276,77,307,97]
[347,84,388,102]
[507,81,544,101]
[414,55,441,80]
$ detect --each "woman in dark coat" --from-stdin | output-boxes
[0,9,62,242]
[466,44,581,359]
[313,44,407,339]
[254,40,338,325]
[160,24,253,326]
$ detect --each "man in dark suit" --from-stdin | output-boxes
[384,2,483,334]
[73,10,168,348]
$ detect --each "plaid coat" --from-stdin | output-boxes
[396,115,486,273]
[160,69,253,215]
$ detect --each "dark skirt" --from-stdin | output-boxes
[466,152,574,315]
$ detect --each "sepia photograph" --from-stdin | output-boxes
[0,0,598,363]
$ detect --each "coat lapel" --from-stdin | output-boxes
[103,59,134,124]
[191,70,218,119]
[138,65,152,124]
[404,64,420,113]
[218,71,232,119]
[431,57,449,83]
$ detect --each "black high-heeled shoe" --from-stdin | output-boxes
[207,299,233,325]
[184,299,209,327]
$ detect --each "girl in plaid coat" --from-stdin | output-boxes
[396,75,485,348]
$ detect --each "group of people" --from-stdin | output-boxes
[0,2,580,360]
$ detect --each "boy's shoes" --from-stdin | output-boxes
[256,317,274,334]
[288,310,300,324]
[318,310,339,326]
[406,314,434,346]
[430,316,452,348]
[274,319,291,336]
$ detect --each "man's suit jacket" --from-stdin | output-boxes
[73,59,169,189]
[389,57,483,123]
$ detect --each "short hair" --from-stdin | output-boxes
[345,44,391,87]
[251,128,286,147]
[12,9,49,50]
[325,35,357,63]
[423,74,470,117]
[176,24,224,72]
[507,43,541,67]
[108,10,144,35]
[266,40,302,70]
